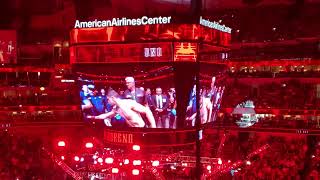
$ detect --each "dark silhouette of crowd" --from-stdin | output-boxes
[207,132,320,179]
[0,131,63,179]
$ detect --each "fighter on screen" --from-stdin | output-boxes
[88,90,156,128]
[0,50,3,63]
[186,85,197,126]
[0,40,15,63]
[207,76,225,123]
[185,76,225,127]
[0,41,4,63]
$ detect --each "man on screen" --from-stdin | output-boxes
[145,88,154,110]
[152,87,169,128]
[123,77,146,105]
[88,90,156,128]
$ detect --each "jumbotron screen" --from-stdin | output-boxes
[0,30,17,64]
[77,63,182,129]
[194,63,228,126]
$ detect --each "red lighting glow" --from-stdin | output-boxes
[105,157,114,164]
[61,156,65,160]
[133,160,142,166]
[152,160,160,167]
[112,168,119,174]
[74,156,80,161]
[132,145,140,151]
[132,169,140,175]
[85,142,93,148]
[57,141,65,147]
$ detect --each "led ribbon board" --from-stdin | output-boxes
[74,16,172,28]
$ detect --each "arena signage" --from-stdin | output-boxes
[199,16,232,33]
[74,16,172,28]
[144,47,162,57]
[105,131,134,144]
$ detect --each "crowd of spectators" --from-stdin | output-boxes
[237,136,307,178]
[0,131,63,179]
[212,132,320,179]
[222,79,319,110]
[229,69,320,78]
[216,113,320,129]
[0,91,77,107]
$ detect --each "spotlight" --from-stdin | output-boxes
[112,168,119,174]
[85,142,93,148]
[132,169,140,175]
[218,158,222,165]
[74,156,80,162]
[98,158,103,163]
[133,160,141,166]
[61,156,65,160]
[80,157,85,162]
[132,145,140,151]
[57,141,65,147]
[207,165,211,171]
[246,161,251,165]
[105,157,114,164]
[124,159,129,165]
[152,160,159,167]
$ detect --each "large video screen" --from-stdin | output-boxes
[77,63,181,129]
[191,63,227,127]
[0,30,17,64]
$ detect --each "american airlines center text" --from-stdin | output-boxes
[199,16,232,33]
[74,16,172,28]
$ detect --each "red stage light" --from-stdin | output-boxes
[61,156,65,160]
[246,161,251,165]
[105,157,114,164]
[124,159,129,165]
[132,145,140,151]
[132,169,140,175]
[207,165,211,171]
[133,160,141,166]
[152,160,159,167]
[57,141,65,147]
[80,157,85,162]
[112,168,119,174]
[74,156,80,161]
[98,158,103,163]
[85,142,93,148]
[218,158,222,165]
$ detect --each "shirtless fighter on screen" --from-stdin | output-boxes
[87,90,156,128]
